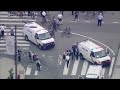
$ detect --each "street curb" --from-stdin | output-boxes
[111,42,120,79]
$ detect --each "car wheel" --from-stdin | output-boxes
[25,35,29,41]
[38,44,42,50]
[80,53,84,60]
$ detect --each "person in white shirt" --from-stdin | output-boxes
[41,11,47,23]
[57,13,63,22]
[66,54,70,68]
[97,13,103,26]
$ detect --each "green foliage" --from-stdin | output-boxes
[7,68,14,79]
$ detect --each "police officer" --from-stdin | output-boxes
[97,13,103,26]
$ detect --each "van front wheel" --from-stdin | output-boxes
[80,53,84,60]
[38,44,42,50]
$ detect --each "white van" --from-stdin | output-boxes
[78,40,111,66]
[85,65,103,79]
[23,22,55,50]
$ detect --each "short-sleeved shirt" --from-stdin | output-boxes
[0,26,5,31]
[97,15,103,20]
[57,14,62,19]
[66,55,70,61]
[42,11,46,16]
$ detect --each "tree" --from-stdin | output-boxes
[7,68,14,79]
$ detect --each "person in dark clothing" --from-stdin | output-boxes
[36,60,41,71]
[75,48,79,60]
[60,11,63,15]
[74,11,79,21]
[63,52,66,60]
[18,53,21,62]
[72,43,76,56]
[28,51,33,63]
[72,11,74,15]
[33,53,37,61]
[17,74,20,79]
[10,27,15,36]
[70,49,74,60]
[52,16,57,31]
[1,24,5,38]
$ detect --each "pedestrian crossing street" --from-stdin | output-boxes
[0,11,36,53]
[24,56,115,79]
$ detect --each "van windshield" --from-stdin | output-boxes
[94,50,107,58]
[38,32,51,40]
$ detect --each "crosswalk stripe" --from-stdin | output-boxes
[4,33,23,36]
[80,60,89,76]
[0,44,30,47]
[108,57,115,76]
[0,47,29,50]
[0,19,35,21]
[85,21,91,22]
[102,68,106,78]
[5,27,23,29]
[0,22,25,25]
[71,60,80,75]
[17,37,25,40]
[0,40,29,43]
[4,30,23,33]
[34,70,38,75]
[25,65,32,75]
[63,61,71,75]
[112,22,118,23]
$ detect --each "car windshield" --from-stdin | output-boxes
[38,32,51,40]
[94,50,107,58]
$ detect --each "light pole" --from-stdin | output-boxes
[14,25,17,79]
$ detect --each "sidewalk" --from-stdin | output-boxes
[111,47,120,79]
[0,54,25,79]
[36,11,120,25]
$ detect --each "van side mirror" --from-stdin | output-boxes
[106,48,109,55]
[90,52,95,57]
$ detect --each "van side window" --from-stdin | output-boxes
[90,52,95,57]
[35,33,39,39]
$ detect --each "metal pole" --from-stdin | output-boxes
[14,25,17,79]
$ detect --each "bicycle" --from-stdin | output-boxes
[61,27,72,38]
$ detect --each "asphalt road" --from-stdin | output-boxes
[22,11,120,79]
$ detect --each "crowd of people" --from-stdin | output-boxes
[57,42,80,68]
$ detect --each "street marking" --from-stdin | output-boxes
[112,22,118,23]
[80,60,88,76]
[25,65,32,75]
[63,61,71,75]
[71,60,80,75]
[57,55,63,65]
[58,31,115,55]
[102,68,106,78]
[69,21,77,22]
[85,21,91,22]
[0,18,35,21]
[34,70,38,75]
[102,22,104,23]
[43,54,45,57]
[108,57,115,76]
